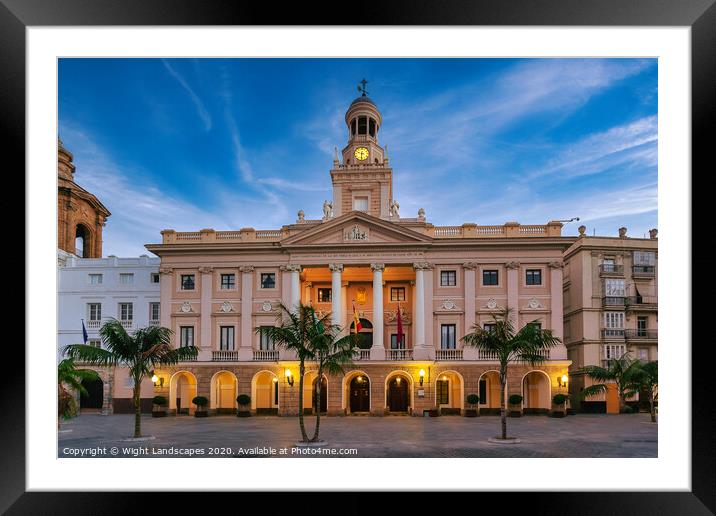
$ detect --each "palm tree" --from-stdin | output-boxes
[579,353,641,413]
[307,309,359,442]
[63,319,198,438]
[461,308,561,440]
[629,360,658,422]
[257,303,320,443]
[58,358,100,428]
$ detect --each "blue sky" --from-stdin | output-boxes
[58,58,658,257]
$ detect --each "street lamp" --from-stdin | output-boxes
[151,371,163,387]
[419,369,425,386]
[285,368,294,387]
[558,374,568,388]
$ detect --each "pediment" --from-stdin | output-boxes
[281,212,432,247]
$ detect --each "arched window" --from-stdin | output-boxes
[75,225,90,257]
[369,118,376,137]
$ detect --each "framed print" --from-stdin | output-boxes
[5,0,714,512]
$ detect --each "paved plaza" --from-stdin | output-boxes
[58,412,657,458]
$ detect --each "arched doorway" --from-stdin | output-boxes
[348,374,370,413]
[478,371,503,415]
[349,318,373,349]
[435,370,464,415]
[312,376,328,414]
[387,375,410,413]
[169,371,197,415]
[80,377,103,410]
[252,371,279,415]
[522,371,551,414]
[210,371,238,414]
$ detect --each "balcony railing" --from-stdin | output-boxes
[601,328,625,339]
[625,329,658,340]
[625,296,658,307]
[86,320,101,329]
[632,265,656,277]
[119,319,133,329]
[435,349,463,361]
[602,296,626,307]
[386,349,413,360]
[599,264,624,275]
[354,349,371,361]
[149,319,160,326]
[212,350,238,361]
[476,349,499,361]
[253,349,279,361]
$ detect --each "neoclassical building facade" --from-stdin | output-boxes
[146,93,575,417]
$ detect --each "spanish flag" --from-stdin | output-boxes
[353,303,363,333]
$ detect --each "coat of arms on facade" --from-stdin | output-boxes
[261,301,273,312]
[526,297,543,309]
[219,301,234,313]
[344,225,367,241]
[441,299,457,310]
[179,301,193,313]
[485,298,498,310]
[356,287,367,304]
[385,305,410,323]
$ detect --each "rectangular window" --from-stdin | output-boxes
[390,287,406,302]
[602,258,616,272]
[603,344,626,363]
[479,379,487,405]
[150,273,160,283]
[88,273,103,285]
[633,251,656,266]
[149,302,160,322]
[357,116,367,135]
[482,270,498,286]
[220,273,236,290]
[353,197,368,211]
[604,312,625,328]
[437,380,449,405]
[484,323,496,333]
[368,118,376,137]
[440,270,457,286]
[440,324,456,349]
[119,273,134,285]
[390,334,406,349]
[260,273,276,289]
[180,326,194,347]
[637,316,648,336]
[604,279,625,297]
[220,326,235,351]
[119,303,133,321]
[317,288,332,302]
[526,269,542,285]
[638,348,649,361]
[529,322,542,331]
[259,327,275,350]
[88,339,101,348]
[87,303,102,321]
[181,274,195,290]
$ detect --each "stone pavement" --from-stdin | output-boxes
[58,413,657,458]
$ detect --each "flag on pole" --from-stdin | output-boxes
[352,303,363,333]
[81,319,88,344]
[396,303,403,347]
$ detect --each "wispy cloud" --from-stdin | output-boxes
[162,59,212,131]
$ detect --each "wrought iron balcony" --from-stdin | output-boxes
[212,350,238,361]
[625,329,658,340]
[386,349,413,360]
[625,296,658,308]
[632,265,656,277]
[602,296,626,307]
[435,349,463,361]
[253,349,279,361]
[601,328,626,339]
[599,264,624,275]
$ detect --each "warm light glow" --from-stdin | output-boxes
[561,374,568,384]
[285,369,292,378]
[151,374,159,384]
[419,369,425,377]
[272,377,278,383]
[357,376,363,382]
[396,377,401,384]
[441,375,447,381]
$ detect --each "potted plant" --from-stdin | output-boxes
[236,394,251,417]
[552,393,569,418]
[192,396,209,417]
[508,394,523,417]
[151,395,168,417]
[465,394,480,417]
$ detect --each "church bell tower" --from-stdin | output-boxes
[330,80,394,219]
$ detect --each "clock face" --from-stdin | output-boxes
[354,147,369,161]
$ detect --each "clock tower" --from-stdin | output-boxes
[331,80,394,219]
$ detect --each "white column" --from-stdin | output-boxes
[159,266,173,331]
[371,263,385,360]
[329,264,344,329]
[462,262,477,360]
[238,266,254,361]
[288,265,301,311]
[549,261,567,360]
[506,261,520,326]
[413,263,426,356]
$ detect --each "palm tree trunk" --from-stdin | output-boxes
[311,370,322,442]
[297,361,308,442]
[500,367,507,440]
[649,391,656,422]
[133,380,142,438]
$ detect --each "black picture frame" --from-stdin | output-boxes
[5,0,712,512]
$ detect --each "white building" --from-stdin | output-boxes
[58,251,160,413]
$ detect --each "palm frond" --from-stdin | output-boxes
[580,384,607,400]
[62,344,118,367]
